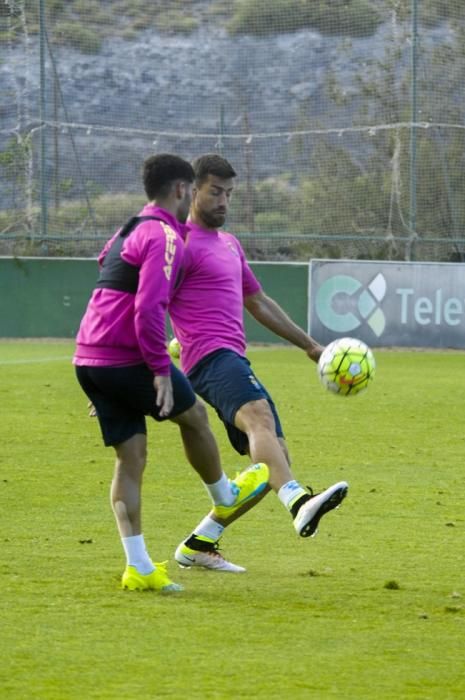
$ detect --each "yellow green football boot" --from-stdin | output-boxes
[121,561,183,593]
[213,462,269,520]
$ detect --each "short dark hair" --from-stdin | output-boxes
[143,153,194,200]
[192,154,237,186]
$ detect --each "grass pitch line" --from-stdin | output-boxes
[0,355,72,366]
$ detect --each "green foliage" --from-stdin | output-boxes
[53,21,102,53]
[383,0,465,26]
[12,0,465,47]
[72,0,112,26]
[0,137,33,210]
[414,130,465,241]
[420,0,465,26]
[154,10,198,34]
[207,1,235,21]
[230,177,295,234]
[47,191,145,235]
[254,211,291,233]
[228,0,304,35]
[228,0,381,37]
[306,0,382,37]
[0,137,29,172]
[15,0,205,50]
[22,0,65,23]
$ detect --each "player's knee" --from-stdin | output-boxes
[178,398,209,429]
[237,399,275,432]
[115,437,147,473]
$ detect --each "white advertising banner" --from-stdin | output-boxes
[308,260,465,348]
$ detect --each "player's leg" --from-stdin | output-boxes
[168,367,268,571]
[167,364,268,507]
[234,398,348,537]
[75,364,182,593]
[170,399,226,491]
[173,352,280,567]
[172,456,269,573]
[111,432,146,538]
[235,398,292,491]
[188,350,348,539]
[202,435,291,528]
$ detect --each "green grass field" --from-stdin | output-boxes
[1,342,464,699]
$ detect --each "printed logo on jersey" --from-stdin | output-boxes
[315,273,387,337]
[162,223,177,280]
[227,241,240,257]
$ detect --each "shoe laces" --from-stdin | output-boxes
[204,541,224,559]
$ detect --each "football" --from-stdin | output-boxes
[168,337,181,359]
[317,337,375,396]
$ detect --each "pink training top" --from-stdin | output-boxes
[169,222,261,375]
[73,205,185,376]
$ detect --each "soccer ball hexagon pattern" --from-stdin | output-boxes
[317,337,375,396]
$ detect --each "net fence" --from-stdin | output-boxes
[2,0,465,261]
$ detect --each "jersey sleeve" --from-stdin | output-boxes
[234,237,262,296]
[122,222,184,375]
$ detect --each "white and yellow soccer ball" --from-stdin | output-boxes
[168,337,181,359]
[317,337,375,396]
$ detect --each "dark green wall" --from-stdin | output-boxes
[0,258,308,340]
[243,263,308,342]
[0,258,97,338]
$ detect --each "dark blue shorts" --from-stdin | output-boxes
[188,349,283,455]
[75,362,196,447]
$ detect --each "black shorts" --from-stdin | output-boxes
[188,349,283,456]
[75,363,196,447]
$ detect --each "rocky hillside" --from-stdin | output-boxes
[0,11,453,203]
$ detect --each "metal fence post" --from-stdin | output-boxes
[409,0,418,261]
[39,0,48,241]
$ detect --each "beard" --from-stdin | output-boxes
[199,207,226,229]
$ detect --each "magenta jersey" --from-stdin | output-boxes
[73,205,186,376]
[168,222,261,375]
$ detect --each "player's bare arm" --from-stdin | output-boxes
[244,289,323,362]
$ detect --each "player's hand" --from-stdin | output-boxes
[87,401,97,417]
[153,375,174,417]
[306,342,324,363]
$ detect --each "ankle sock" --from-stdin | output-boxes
[204,473,236,506]
[121,534,155,574]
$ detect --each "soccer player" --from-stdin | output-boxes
[73,154,269,593]
[169,153,348,570]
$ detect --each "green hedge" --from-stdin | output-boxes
[53,22,102,54]
[228,0,382,37]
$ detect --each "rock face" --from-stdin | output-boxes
[2,23,388,127]
[0,19,452,201]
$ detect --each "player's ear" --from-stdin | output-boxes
[175,180,186,199]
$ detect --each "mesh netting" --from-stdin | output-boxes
[2,0,465,261]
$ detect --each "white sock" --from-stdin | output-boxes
[121,534,155,574]
[193,515,225,542]
[204,473,235,506]
[278,480,307,511]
